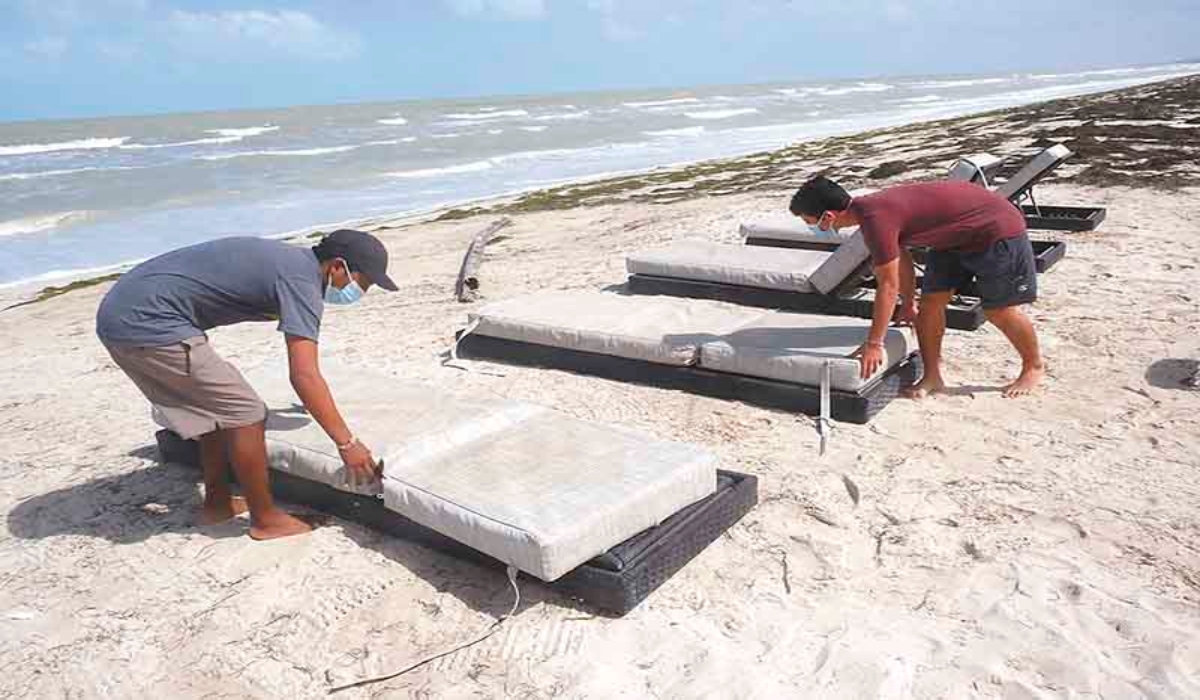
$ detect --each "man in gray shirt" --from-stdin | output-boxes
[97,229,398,540]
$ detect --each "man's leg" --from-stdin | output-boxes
[224,421,311,540]
[196,430,248,525]
[984,305,1045,397]
[905,291,953,398]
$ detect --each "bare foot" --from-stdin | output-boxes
[904,375,947,399]
[1003,364,1045,398]
[249,509,314,541]
[198,496,249,525]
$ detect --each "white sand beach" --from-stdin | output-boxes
[2,79,1199,699]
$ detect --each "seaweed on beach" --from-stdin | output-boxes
[452,74,1200,218]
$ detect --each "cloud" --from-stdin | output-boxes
[584,0,645,41]
[445,0,547,20]
[165,10,360,60]
[24,36,69,59]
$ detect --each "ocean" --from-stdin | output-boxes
[1,61,1197,290]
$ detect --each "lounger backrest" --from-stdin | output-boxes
[996,144,1073,202]
[946,153,1002,185]
[808,229,871,295]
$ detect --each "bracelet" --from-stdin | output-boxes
[336,436,358,451]
[866,340,885,349]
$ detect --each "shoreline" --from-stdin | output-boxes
[2,72,1198,310]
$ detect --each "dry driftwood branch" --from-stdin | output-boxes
[454,218,512,302]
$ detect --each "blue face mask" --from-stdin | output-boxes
[807,212,840,239]
[324,261,365,306]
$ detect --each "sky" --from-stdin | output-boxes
[0,0,1197,122]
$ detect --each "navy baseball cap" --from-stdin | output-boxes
[313,229,398,291]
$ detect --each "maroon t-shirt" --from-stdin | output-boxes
[850,181,1026,266]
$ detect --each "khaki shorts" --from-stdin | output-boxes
[105,336,266,440]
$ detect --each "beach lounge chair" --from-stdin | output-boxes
[456,290,920,424]
[998,144,1107,231]
[624,233,988,330]
[741,145,1100,250]
[154,363,756,616]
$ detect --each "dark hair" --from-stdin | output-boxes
[789,175,851,217]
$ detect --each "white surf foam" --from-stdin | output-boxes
[644,126,706,137]
[685,108,759,120]
[443,109,530,121]
[0,137,130,157]
[120,135,243,150]
[0,211,89,238]
[623,97,700,108]
[386,161,494,179]
[913,76,1012,89]
[377,116,408,126]
[817,82,895,96]
[897,95,944,104]
[534,110,592,121]
[198,145,357,161]
[205,125,279,138]
[0,166,144,181]
[519,126,548,132]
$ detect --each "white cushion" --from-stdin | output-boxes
[699,311,914,392]
[738,220,853,245]
[807,230,871,295]
[469,290,763,366]
[243,364,717,582]
[996,144,1072,200]
[626,240,830,292]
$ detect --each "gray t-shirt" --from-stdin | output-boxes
[96,237,324,346]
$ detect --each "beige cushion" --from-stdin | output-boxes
[243,363,718,582]
[469,290,764,366]
[626,239,831,292]
[699,312,914,392]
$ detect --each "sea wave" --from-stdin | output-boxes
[0,165,144,181]
[644,126,706,137]
[198,145,358,161]
[120,135,243,150]
[816,82,895,96]
[205,125,279,138]
[443,109,530,121]
[685,108,759,120]
[534,110,591,121]
[896,95,944,104]
[0,211,89,238]
[377,116,408,126]
[0,137,130,157]
[623,97,700,108]
[519,126,548,132]
[912,76,1012,89]
[385,161,494,179]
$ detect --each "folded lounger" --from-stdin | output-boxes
[625,234,987,330]
[741,145,1078,258]
[457,290,920,424]
[154,364,757,616]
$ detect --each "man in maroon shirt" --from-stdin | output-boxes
[790,176,1045,398]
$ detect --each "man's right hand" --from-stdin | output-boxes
[892,299,918,326]
[339,439,380,486]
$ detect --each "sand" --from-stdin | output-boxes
[2,80,1200,699]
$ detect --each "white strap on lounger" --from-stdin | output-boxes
[818,361,833,455]
[442,319,505,377]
